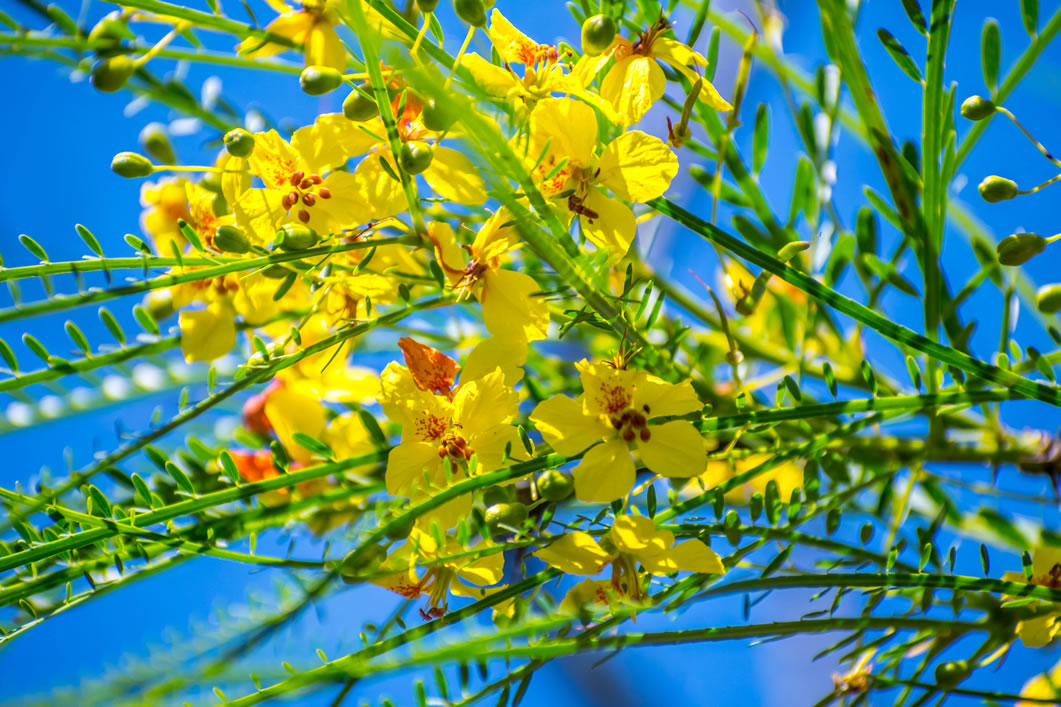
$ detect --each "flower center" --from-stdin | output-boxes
[418,566,455,620]
[437,431,473,461]
[609,404,652,443]
[1034,562,1061,588]
[280,169,332,224]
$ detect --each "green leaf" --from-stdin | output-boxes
[981,20,1000,90]
[977,508,1029,548]
[19,234,49,262]
[99,307,125,345]
[358,408,389,447]
[822,361,837,398]
[219,450,241,485]
[177,219,204,252]
[980,543,991,575]
[166,461,196,495]
[764,479,780,526]
[783,375,802,403]
[124,234,153,256]
[861,361,879,396]
[86,485,113,518]
[65,321,91,355]
[131,473,153,507]
[863,187,903,231]
[860,253,921,297]
[272,272,297,301]
[788,157,816,225]
[899,0,927,34]
[706,27,720,81]
[22,334,50,363]
[752,103,769,173]
[905,355,922,391]
[855,207,877,255]
[133,305,160,336]
[760,543,793,578]
[647,485,657,518]
[0,338,18,373]
[1021,0,1038,36]
[877,29,923,83]
[292,432,334,458]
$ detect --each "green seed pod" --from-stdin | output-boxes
[275,223,320,251]
[482,485,512,507]
[111,151,154,178]
[399,140,435,175]
[421,98,457,132]
[996,232,1046,266]
[91,55,136,93]
[339,544,387,580]
[144,289,174,322]
[978,175,1018,203]
[484,502,527,535]
[581,14,617,56]
[536,470,574,502]
[453,0,487,27]
[213,225,251,254]
[934,660,970,688]
[139,122,176,166]
[1037,284,1061,314]
[417,0,440,12]
[343,88,379,122]
[223,128,256,158]
[381,512,416,541]
[960,95,996,121]
[300,65,343,96]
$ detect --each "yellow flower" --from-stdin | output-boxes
[237,0,346,70]
[525,97,678,257]
[1020,657,1061,707]
[589,16,732,126]
[536,514,724,612]
[179,302,236,362]
[373,527,505,619]
[691,454,803,505]
[139,177,189,254]
[429,212,549,343]
[378,339,528,529]
[1003,547,1061,647]
[529,359,705,503]
[459,9,617,121]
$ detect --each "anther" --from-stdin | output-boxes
[298,209,311,223]
[301,193,316,206]
[622,428,636,443]
[310,174,322,184]
[290,170,304,186]
[640,428,651,442]
[318,187,332,199]
[642,404,651,414]
[299,178,314,189]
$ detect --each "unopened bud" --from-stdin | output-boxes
[417,0,439,12]
[453,0,487,27]
[421,97,457,132]
[111,151,154,178]
[581,14,617,56]
[144,289,174,321]
[88,10,131,43]
[1037,284,1061,314]
[91,55,135,93]
[484,502,528,536]
[978,175,1018,203]
[223,128,255,158]
[399,140,435,175]
[275,223,319,251]
[342,88,378,122]
[996,232,1046,266]
[214,225,251,254]
[934,660,970,688]
[960,95,996,121]
[299,65,343,96]
[536,470,574,502]
[139,122,176,165]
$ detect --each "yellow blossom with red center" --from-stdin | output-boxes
[1003,548,1061,647]
[530,359,705,503]
[525,97,678,258]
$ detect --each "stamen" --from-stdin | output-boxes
[298,209,311,223]
[301,193,316,206]
[318,187,332,199]
[290,170,305,186]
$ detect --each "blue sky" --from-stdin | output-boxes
[2,0,1061,704]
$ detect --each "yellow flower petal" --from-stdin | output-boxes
[321,411,376,460]
[309,170,369,233]
[461,52,518,96]
[577,360,637,418]
[453,367,518,435]
[481,269,549,342]
[580,188,636,256]
[264,383,328,464]
[231,187,287,245]
[471,207,520,261]
[572,439,635,503]
[637,420,706,478]
[529,395,608,456]
[385,441,440,496]
[596,130,679,202]
[528,98,597,168]
[179,305,236,362]
[1018,613,1060,648]
[488,8,541,65]
[534,531,611,575]
[423,146,488,206]
[461,336,527,386]
[633,374,702,417]
[559,578,624,614]
[468,424,530,472]
[250,130,306,190]
[1032,548,1061,581]
[600,55,665,126]
[238,12,310,59]
[427,221,468,284]
[305,20,346,71]
[652,37,732,111]
[454,547,505,587]
[353,153,407,221]
[641,539,725,575]
[290,113,379,174]
[610,515,672,555]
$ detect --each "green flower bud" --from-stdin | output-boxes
[213,225,251,254]
[144,289,174,322]
[399,140,435,175]
[934,660,970,688]
[421,98,457,132]
[275,223,319,251]
[139,122,175,166]
[223,128,255,158]
[381,512,416,541]
[343,88,379,122]
[996,232,1046,266]
[1037,284,1061,314]
[960,95,996,121]
[978,175,1018,203]
[536,469,574,502]
[453,0,487,27]
[111,151,154,178]
[581,14,617,56]
[482,485,512,507]
[300,65,343,96]
[91,55,136,93]
[484,502,527,536]
[339,544,386,581]
[88,11,131,43]
[417,0,439,12]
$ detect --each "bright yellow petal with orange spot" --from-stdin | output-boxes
[580,189,636,257]
[535,531,612,575]
[637,420,705,478]
[572,439,634,503]
[600,55,665,127]
[481,268,549,343]
[250,130,304,190]
[596,130,679,202]
[423,146,488,206]
[529,394,608,456]
[577,359,637,418]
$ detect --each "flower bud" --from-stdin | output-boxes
[339,544,386,580]
[934,660,970,688]
[139,122,176,166]
[91,55,135,93]
[996,232,1046,266]
[88,11,131,43]
[214,225,251,254]
[482,485,512,507]
[484,502,527,536]
[1037,284,1061,314]
[399,140,435,175]
[381,512,416,541]
[417,0,439,12]
[342,88,379,122]
[421,98,457,132]
[581,14,617,56]
[111,151,154,178]
[223,128,255,158]
[536,469,574,502]
[275,223,319,251]
[144,289,174,321]
[453,0,487,27]
[978,175,1018,203]
[299,65,343,96]
[960,95,996,121]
